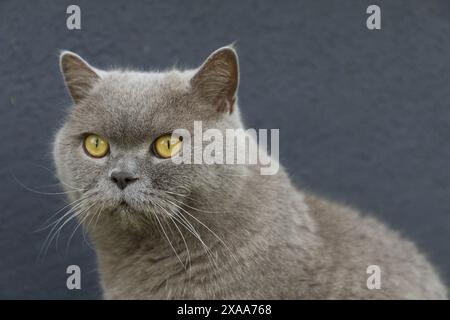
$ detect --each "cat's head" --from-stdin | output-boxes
[53,46,246,231]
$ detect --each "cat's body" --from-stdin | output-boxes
[90,168,446,299]
[53,47,447,299]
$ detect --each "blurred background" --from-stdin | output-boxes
[0,0,449,299]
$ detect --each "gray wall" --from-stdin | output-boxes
[0,0,449,299]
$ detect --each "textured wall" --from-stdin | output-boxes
[0,0,449,299]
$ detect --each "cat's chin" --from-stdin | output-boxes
[93,195,178,231]
[114,200,137,214]
[111,200,158,219]
[106,202,165,234]
[118,200,129,208]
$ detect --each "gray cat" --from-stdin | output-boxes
[53,46,447,299]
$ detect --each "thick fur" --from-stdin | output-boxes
[53,48,447,299]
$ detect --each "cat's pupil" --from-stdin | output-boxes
[95,138,99,148]
[167,140,170,149]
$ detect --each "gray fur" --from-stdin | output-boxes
[53,47,447,299]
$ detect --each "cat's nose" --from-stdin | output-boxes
[110,171,138,190]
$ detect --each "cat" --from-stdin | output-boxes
[53,46,447,299]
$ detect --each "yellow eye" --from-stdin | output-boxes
[84,134,109,158]
[153,134,183,159]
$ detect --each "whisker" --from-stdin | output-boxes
[54,202,95,250]
[38,194,95,260]
[65,203,97,253]
[21,164,84,191]
[158,199,221,272]
[11,172,83,196]
[35,197,87,232]
[168,196,221,214]
[165,199,239,265]
[93,203,105,231]
[39,201,86,258]
[149,201,186,270]
[154,201,192,272]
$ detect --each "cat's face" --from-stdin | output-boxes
[53,47,243,230]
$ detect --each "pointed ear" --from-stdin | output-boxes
[59,51,101,103]
[191,46,239,114]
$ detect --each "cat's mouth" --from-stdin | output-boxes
[116,199,135,214]
[119,200,129,207]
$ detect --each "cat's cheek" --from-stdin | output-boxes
[150,156,175,165]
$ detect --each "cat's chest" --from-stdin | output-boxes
[97,244,227,298]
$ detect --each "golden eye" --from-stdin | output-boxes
[84,134,109,158]
[153,134,183,159]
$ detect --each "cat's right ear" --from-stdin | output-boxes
[191,46,239,114]
[59,51,101,103]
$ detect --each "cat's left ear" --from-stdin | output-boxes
[191,46,239,114]
[59,51,102,104]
